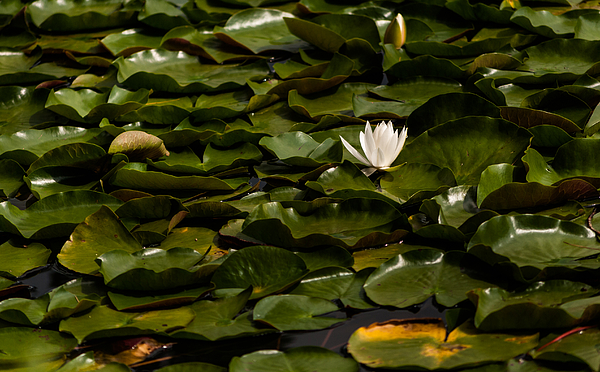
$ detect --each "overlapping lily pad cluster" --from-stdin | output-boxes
[2,0,600,370]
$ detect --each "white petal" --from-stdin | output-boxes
[360,122,377,165]
[390,126,408,162]
[340,135,371,166]
[361,167,377,176]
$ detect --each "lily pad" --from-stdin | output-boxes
[364,249,500,308]
[97,248,217,291]
[172,287,273,341]
[114,49,270,94]
[0,240,51,279]
[57,205,141,275]
[241,198,411,249]
[467,215,600,275]
[259,131,342,167]
[0,190,122,239]
[214,9,308,54]
[253,294,342,331]
[59,305,195,343]
[211,246,309,299]
[0,327,77,369]
[230,346,359,372]
[469,280,600,330]
[348,318,538,369]
[395,117,532,184]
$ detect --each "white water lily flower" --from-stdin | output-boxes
[339,121,407,176]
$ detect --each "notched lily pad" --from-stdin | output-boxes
[348,318,538,369]
[96,248,218,291]
[241,198,411,249]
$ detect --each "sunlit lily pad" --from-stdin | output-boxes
[348,318,538,369]
[27,0,136,31]
[45,86,149,123]
[0,240,51,278]
[0,190,122,239]
[289,267,354,300]
[241,198,411,249]
[214,9,308,54]
[97,248,218,291]
[467,215,600,276]
[114,49,270,93]
[60,305,195,343]
[58,205,141,275]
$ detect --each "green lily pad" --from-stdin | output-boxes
[289,267,354,300]
[0,327,77,369]
[0,190,122,239]
[59,305,195,343]
[0,126,109,166]
[510,8,593,38]
[45,86,149,123]
[284,14,380,53]
[230,346,359,372]
[532,327,600,370]
[27,0,136,31]
[214,9,308,54]
[0,47,87,86]
[160,26,254,64]
[405,92,501,138]
[97,248,217,291]
[138,0,190,30]
[211,246,309,299]
[241,198,411,249]
[295,246,354,271]
[259,132,342,167]
[367,78,463,120]
[108,285,213,311]
[395,117,532,184]
[46,278,105,322]
[0,86,66,136]
[469,280,600,331]
[57,205,141,275]
[253,294,342,331]
[109,162,235,192]
[524,140,600,186]
[114,49,270,94]
[156,362,226,372]
[380,163,456,203]
[467,215,600,275]
[172,287,273,341]
[516,39,600,83]
[101,28,164,57]
[364,249,500,308]
[348,318,538,369]
[0,240,51,279]
[149,142,262,175]
[0,159,24,198]
[0,295,49,325]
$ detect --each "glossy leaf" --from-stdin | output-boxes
[364,249,500,308]
[254,294,342,331]
[97,248,217,291]
[60,305,195,343]
[211,246,309,299]
[348,318,538,369]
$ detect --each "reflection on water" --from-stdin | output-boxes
[20,263,446,371]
